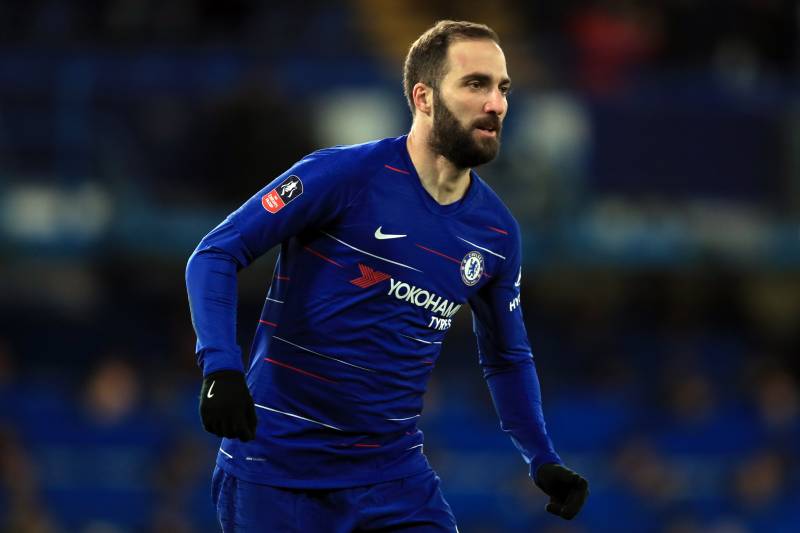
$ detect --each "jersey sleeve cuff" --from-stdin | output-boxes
[200,349,245,377]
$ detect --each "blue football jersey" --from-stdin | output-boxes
[186,135,561,488]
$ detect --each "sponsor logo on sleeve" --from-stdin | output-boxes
[261,175,303,214]
[460,251,484,286]
[509,294,521,312]
[509,267,522,311]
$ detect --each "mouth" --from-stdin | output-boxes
[474,117,500,138]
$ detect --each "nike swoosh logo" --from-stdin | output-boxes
[207,381,215,398]
[375,226,407,240]
[514,268,521,287]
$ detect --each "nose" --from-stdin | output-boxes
[483,88,507,117]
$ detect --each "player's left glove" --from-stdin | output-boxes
[535,463,589,520]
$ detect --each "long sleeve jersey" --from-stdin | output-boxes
[186,135,562,488]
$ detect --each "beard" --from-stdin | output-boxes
[428,89,502,170]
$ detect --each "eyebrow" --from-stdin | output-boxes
[459,72,512,86]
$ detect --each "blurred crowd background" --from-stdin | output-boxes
[1,1,799,532]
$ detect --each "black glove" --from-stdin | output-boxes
[535,463,589,520]
[199,370,258,442]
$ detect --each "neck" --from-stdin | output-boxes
[407,125,472,206]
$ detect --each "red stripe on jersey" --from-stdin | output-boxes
[487,225,509,235]
[303,246,343,267]
[264,357,338,384]
[414,243,460,265]
[259,320,278,327]
[276,275,291,281]
[384,164,410,175]
[353,443,381,448]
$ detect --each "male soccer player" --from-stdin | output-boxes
[186,20,589,532]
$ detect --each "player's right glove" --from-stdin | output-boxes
[535,463,589,520]
[199,370,258,442]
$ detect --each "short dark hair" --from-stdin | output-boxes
[403,20,500,115]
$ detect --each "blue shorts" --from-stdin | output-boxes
[211,466,458,532]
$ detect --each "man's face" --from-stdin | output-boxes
[428,39,510,169]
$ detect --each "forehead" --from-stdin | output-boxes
[443,39,508,81]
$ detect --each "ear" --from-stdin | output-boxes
[412,82,433,116]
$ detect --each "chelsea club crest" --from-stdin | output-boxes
[460,251,484,286]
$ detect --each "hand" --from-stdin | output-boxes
[535,463,589,520]
[199,370,258,442]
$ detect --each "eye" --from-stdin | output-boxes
[500,85,511,96]
[467,80,483,89]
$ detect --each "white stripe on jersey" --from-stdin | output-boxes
[272,335,377,373]
[254,403,343,431]
[265,297,284,304]
[322,231,423,272]
[399,333,442,345]
[386,414,421,421]
[406,443,424,451]
[219,447,233,459]
[456,236,506,260]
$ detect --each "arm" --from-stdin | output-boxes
[186,221,251,376]
[185,149,355,439]
[468,229,561,475]
[186,148,352,376]
[468,226,588,519]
